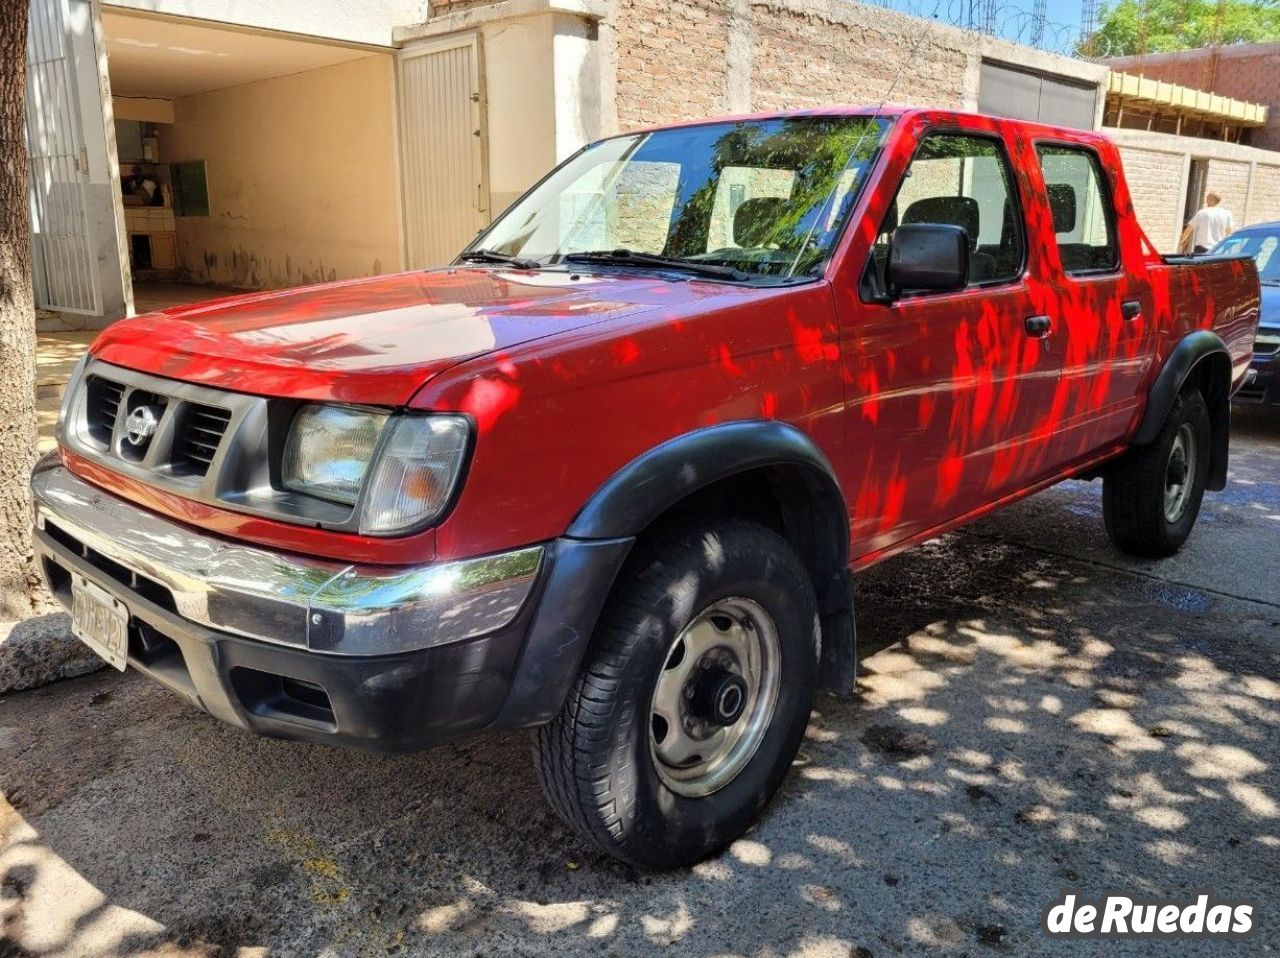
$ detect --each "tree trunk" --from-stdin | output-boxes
[0,0,40,620]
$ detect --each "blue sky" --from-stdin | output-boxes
[879,0,1090,51]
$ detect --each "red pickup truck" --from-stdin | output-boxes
[34,108,1258,869]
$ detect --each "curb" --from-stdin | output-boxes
[0,613,104,695]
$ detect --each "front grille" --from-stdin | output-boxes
[174,404,232,476]
[64,359,354,531]
[1254,335,1280,358]
[86,376,125,444]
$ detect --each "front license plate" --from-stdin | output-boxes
[70,576,129,671]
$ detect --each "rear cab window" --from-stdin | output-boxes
[865,131,1026,297]
[1034,144,1119,275]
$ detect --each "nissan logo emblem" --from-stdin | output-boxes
[125,405,161,447]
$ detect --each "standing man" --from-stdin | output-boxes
[1180,192,1234,254]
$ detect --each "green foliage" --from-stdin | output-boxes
[1086,0,1280,57]
[665,117,887,275]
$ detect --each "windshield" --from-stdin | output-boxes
[1212,230,1280,285]
[466,115,891,283]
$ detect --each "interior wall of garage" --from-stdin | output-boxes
[155,54,403,290]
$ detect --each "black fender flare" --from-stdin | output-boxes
[567,419,849,543]
[568,420,857,696]
[1132,330,1231,491]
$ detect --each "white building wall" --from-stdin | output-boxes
[102,0,428,47]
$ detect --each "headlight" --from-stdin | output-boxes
[282,405,387,505]
[282,405,470,534]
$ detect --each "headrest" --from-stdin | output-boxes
[1047,183,1077,234]
[733,197,787,248]
[901,196,981,248]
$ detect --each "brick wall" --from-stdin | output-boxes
[747,1,969,114]
[1108,44,1280,150]
[612,0,973,130]
[615,0,731,128]
[1117,146,1185,250]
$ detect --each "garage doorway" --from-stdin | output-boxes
[101,9,403,311]
[1183,157,1209,226]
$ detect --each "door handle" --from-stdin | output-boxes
[1121,300,1142,321]
[1024,314,1052,337]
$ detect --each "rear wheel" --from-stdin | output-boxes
[533,518,818,869]
[1103,389,1211,558]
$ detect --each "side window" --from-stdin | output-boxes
[868,133,1025,295]
[1035,145,1118,274]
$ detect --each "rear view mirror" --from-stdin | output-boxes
[886,223,969,297]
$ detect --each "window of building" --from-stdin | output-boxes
[171,160,210,217]
[1035,144,1118,274]
[867,132,1025,295]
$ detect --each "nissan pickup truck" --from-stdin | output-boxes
[33,108,1259,869]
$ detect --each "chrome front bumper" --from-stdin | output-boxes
[32,462,543,657]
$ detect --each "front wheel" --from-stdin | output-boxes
[533,518,819,869]
[1103,388,1211,558]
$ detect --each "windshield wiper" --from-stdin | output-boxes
[458,249,541,270]
[564,249,751,282]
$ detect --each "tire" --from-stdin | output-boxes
[1103,388,1211,558]
[534,517,819,870]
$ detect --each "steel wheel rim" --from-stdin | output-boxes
[1164,422,1197,523]
[647,597,782,798]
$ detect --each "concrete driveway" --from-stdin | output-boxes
[2,412,1277,958]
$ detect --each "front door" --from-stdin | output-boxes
[837,126,1064,556]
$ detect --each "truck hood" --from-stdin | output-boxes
[93,268,694,405]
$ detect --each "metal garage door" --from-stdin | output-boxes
[978,60,1100,131]
[25,0,100,314]
[398,35,489,269]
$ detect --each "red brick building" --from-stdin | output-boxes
[1109,43,1280,151]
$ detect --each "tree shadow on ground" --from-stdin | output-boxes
[1,450,1278,957]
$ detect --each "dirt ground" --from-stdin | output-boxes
[2,411,1277,958]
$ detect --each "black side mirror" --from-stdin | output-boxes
[886,223,969,298]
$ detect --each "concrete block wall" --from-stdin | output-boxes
[1115,145,1186,249]
[1110,128,1280,250]
[1246,164,1280,225]
[1205,159,1251,227]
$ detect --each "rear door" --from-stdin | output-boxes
[1030,141,1152,459]
[837,123,1065,555]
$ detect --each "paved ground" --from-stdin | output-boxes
[2,411,1277,958]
